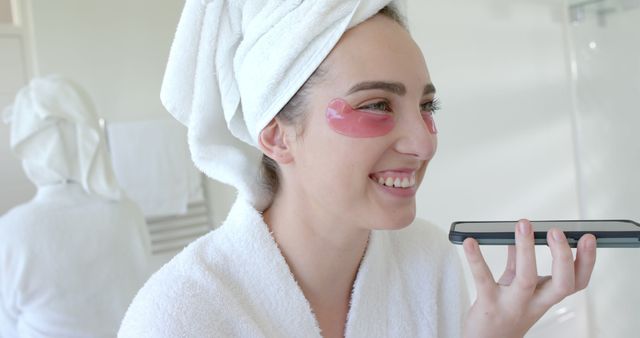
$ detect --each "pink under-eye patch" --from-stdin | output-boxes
[421,112,438,134]
[325,98,395,138]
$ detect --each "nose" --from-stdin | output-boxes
[392,109,437,160]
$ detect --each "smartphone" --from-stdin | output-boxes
[449,220,640,248]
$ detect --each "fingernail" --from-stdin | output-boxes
[518,220,530,235]
[586,236,596,249]
[552,229,563,242]
[464,238,477,253]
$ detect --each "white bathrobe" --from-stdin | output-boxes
[0,183,150,338]
[119,197,469,337]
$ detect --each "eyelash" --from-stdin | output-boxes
[421,99,441,115]
[359,98,441,114]
[360,101,392,112]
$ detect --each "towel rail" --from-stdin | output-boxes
[102,119,214,257]
[145,184,214,256]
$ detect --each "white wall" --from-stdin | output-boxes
[410,0,580,224]
[0,0,36,214]
[30,0,182,121]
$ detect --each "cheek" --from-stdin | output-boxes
[299,135,381,197]
[325,99,395,137]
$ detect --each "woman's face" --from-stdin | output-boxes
[284,14,437,230]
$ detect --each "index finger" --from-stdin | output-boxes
[463,237,497,297]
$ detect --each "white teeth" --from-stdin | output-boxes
[373,173,417,188]
[401,178,410,188]
[385,177,394,186]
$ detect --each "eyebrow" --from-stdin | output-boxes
[346,81,436,96]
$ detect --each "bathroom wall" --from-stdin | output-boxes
[0,0,36,214]
[30,0,181,121]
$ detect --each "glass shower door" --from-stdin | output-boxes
[567,0,640,337]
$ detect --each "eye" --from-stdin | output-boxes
[358,101,392,113]
[420,98,441,115]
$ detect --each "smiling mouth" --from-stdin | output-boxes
[369,171,417,189]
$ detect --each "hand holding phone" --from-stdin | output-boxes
[449,219,640,248]
[460,219,597,337]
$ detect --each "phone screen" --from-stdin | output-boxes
[453,220,640,233]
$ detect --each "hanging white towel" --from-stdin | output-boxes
[118,197,469,337]
[107,119,202,217]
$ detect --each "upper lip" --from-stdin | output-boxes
[370,167,420,174]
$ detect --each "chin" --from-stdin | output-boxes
[370,208,416,230]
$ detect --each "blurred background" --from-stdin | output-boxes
[0,0,638,337]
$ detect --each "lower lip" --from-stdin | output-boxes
[370,178,417,198]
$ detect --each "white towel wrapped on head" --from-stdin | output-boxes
[2,75,121,200]
[161,0,404,210]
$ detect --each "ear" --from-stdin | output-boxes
[258,118,294,164]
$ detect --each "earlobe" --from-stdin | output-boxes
[258,119,294,164]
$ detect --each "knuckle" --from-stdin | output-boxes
[559,284,575,296]
[558,250,574,261]
[550,292,567,305]
[470,254,484,264]
[477,276,493,288]
[504,266,516,275]
[575,280,589,291]
[517,277,538,291]
[540,295,561,308]
[552,283,574,301]
[483,291,499,304]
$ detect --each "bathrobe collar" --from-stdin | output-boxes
[218,197,436,337]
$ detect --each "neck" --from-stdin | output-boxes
[262,185,370,317]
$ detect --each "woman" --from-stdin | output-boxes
[1,76,150,338]
[119,1,596,337]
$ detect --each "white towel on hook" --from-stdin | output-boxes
[107,119,202,217]
[160,0,406,210]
